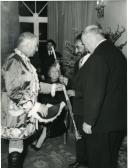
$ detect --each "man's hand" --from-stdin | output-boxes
[55,83,65,91]
[28,102,48,122]
[67,89,75,97]
[38,104,48,117]
[59,75,68,86]
[82,122,92,134]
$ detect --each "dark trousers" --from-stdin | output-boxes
[76,138,87,164]
[84,131,125,168]
[74,115,125,168]
[75,115,88,164]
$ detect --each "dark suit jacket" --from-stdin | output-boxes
[72,40,127,133]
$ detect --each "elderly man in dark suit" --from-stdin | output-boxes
[70,25,127,168]
[82,25,127,168]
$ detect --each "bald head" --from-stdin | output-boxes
[82,25,105,53]
[17,32,38,57]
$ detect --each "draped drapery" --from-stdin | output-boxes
[48,1,95,54]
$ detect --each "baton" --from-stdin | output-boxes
[51,46,57,60]
[63,86,81,140]
[51,46,61,75]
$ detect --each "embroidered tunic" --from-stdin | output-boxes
[1,49,39,139]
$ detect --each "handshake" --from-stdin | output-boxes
[39,82,65,97]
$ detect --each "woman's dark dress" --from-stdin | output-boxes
[38,79,67,138]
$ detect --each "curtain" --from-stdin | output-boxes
[48,1,95,54]
[48,2,59,47]
[1,1,19,65]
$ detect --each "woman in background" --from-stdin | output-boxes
[31,63,69,150]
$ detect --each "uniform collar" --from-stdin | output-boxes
[14,48,30,61]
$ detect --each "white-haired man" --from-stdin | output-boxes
[2,32,65,168]
[70,25,126,168]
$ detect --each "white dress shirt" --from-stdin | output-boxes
[79,53,91,69]
[48,51,52,55]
